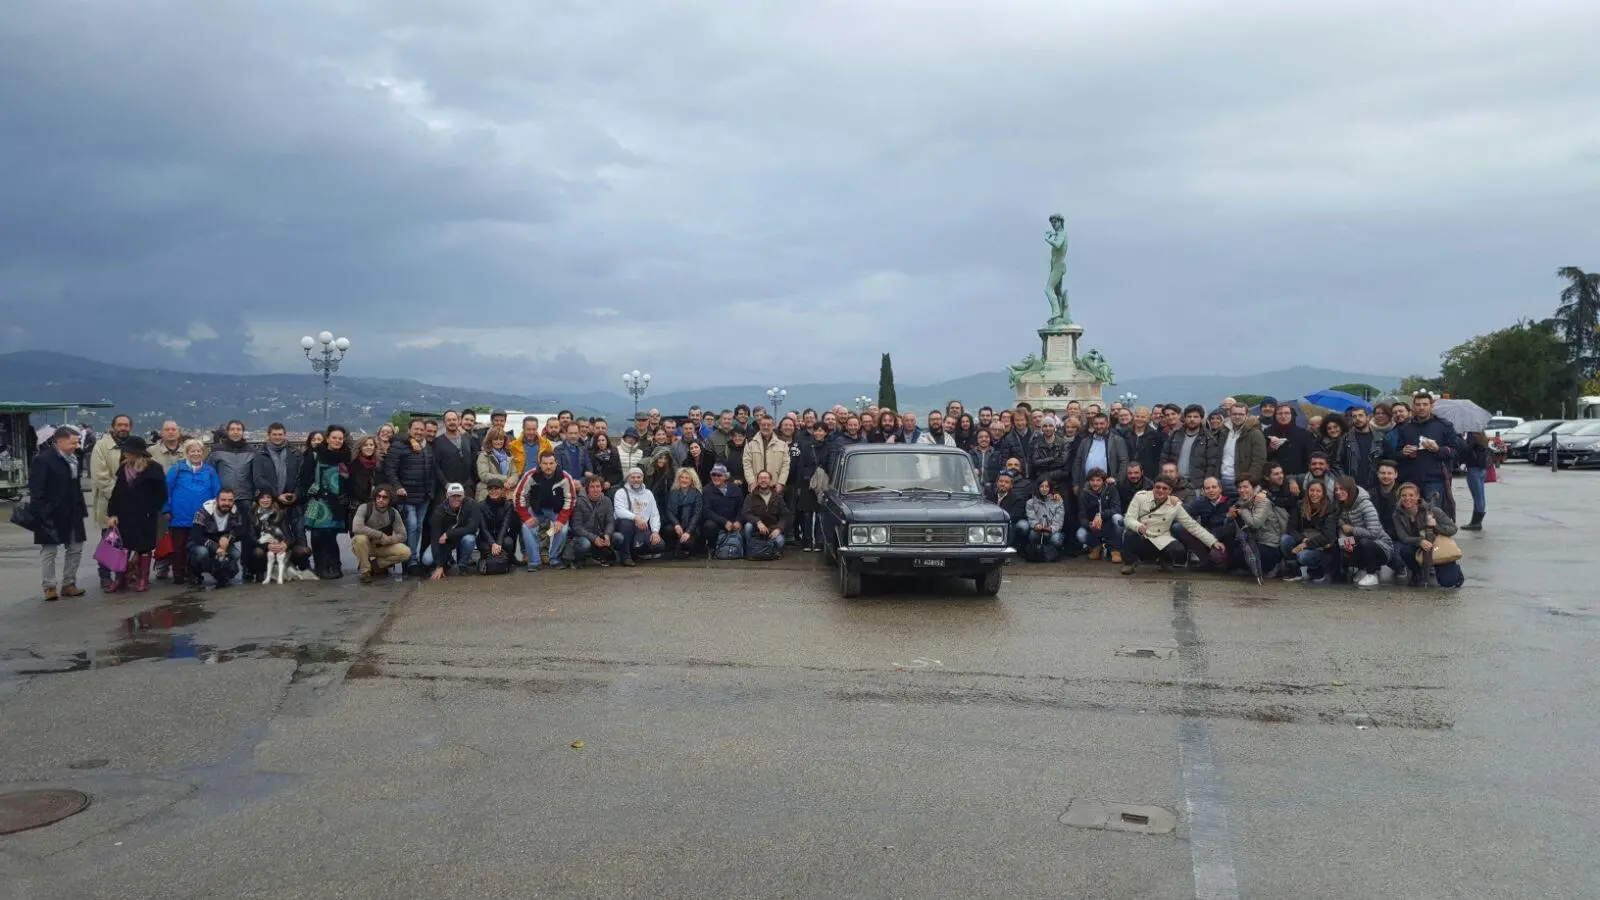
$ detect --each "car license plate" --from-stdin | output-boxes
[913,558,945,568]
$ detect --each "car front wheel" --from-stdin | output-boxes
[974,568,1002,597]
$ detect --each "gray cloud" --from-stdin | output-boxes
[3,1,1598,395]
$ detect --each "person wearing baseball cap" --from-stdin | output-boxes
[700,463,744,550]
[424,482,478,580]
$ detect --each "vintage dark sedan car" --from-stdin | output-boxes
[819,444,1014,597]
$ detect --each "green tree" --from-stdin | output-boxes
[1233,393,1267,408]
[877,353,899,412]
[1553,267,1600,378]
[1439,321,1574,417]
[388,410,414,431]
[1399,374,1444,395]
[1329,383,1383,400]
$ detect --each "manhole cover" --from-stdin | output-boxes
[1060,798,1176,835]
[0,789,92,835]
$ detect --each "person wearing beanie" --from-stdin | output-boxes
[611,467,663,566]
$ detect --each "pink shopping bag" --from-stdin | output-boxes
[93,528,130,573]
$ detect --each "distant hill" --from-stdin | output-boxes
[0,352,1396,430]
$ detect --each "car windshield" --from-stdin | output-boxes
[1501,420,1560,439]
[1570,422,1600,437]
[1485,418,1520,430]
[1550,421,1590,435]
[842,451,981,495]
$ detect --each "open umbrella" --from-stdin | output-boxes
[1432,399,1491,434]
[1300,389,1372,413]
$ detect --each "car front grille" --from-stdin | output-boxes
[887,525,969,547]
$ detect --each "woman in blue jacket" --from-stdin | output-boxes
[164,439,221,585]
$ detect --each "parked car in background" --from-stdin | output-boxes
[1556,427,1600,469]
[1499,420,1566,462]
[1531,421,1600,467]
[1484,416,1523,439]
[820,445,1014,598]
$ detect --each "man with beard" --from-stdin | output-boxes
[1394,391,1459,517]
[968,429,1004,496]
[1116,461,1154,514]
[998,404,1038,479]
[918,411,957,447]
[1072,413,1129,493]
[1163,404,1221,487]
[1340,406,1381,490]
[1028,416,1071,487]
[1219,404,1267,497]
[187,488,248,588]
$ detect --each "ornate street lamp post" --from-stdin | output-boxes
[300,331,351,422]
[854,395,872,413]
[766,386,787,419]
[622,370,651,419]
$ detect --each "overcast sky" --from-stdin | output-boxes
[3,1,1598,393]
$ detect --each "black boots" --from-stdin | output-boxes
[1462,511,1485,531]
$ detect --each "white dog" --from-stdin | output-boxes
[256,515,290,585]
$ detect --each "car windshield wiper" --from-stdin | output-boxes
[900,487,956,497]
[847,487,905,497]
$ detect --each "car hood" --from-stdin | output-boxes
[835,495,1009,524]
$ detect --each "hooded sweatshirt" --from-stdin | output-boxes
[613,482,661,533]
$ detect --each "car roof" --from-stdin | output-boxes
[839,444,967,456]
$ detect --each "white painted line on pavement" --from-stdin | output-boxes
[1172,582,1241,900]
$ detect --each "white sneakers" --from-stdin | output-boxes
[1355,572,1379,588]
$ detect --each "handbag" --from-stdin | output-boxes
[8,498,38,532]
[154,531,175,561]
[94,528,131,573]
[478,553,513,576]
[1484,465,1498,484]
[1419,534,1463,565]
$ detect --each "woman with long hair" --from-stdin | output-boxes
[106,437,168,592]
[298,425,351,579]
[1316,415,1347,474]
[306,430,325,453]
[686,439,716,487]
[662,467,704,558]
[1334,475,1392,587]
[590,431,622,489]
[647,451,675,513]
[375,422,396,464]
[954,413,978,450]
[348,436,382,525]
[1284,480,1337,583]
[475,427,514,501]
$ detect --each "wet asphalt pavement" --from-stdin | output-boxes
[1,466,1596,899]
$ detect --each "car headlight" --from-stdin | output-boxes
[986,525,1007,544]
[869,526,888,544]
[850,525,870,545]
[968,526,987,544]
[1512,439,1529,448]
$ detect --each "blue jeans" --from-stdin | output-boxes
[1009,521,1031,547]
[521,514,569,566]
[188,542,241,585]
[401,502,430,563]
[1076,519,1123,551]
[1296,547,1330,574]
[1465,467,1486,516]
[742,522,786,551]
[423,534,476,570]
[611,520,662,562]
[1027,529,1065,551]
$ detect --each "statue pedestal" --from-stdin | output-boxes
[1013,323,1107,406]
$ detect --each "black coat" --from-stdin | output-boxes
[383,439,436,505]
[431,434,475,492]
[251,443,304,500]
[28,449,88,546]
[1265,423,1314,476]
[108,461,168,552]
[1123,427,1165,480]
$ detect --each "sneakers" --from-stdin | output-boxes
[1355,572,1379,588]
[550,560,567,570]
[1109,551,1122,564]
[1088,546,1103,561]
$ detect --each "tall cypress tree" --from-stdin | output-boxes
[878,353,899,412]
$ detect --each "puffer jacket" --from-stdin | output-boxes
[617,441,646,475]
[1025,494,1065,532]
[383,439,436,506]
[1340,487,1394,556]
[1221,418,1268,486]
[165,461,221,526]
[1183,493,1233,532]
[208,437,256,500]
[1233,492,1288,549]
[1162,428,1223,484]
[1028,437,1071,480]
[663,487,703,534]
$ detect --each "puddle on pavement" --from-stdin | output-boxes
[12,598,350,677]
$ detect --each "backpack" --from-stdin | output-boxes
[713,530,745,560]
[745,535,782,561]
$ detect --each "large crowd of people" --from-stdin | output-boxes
[24,391,1485,600]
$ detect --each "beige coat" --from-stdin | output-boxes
[149,439,185,472]
[743,434,791,487]
[1125,489,1218,550]
[90,433,124,527]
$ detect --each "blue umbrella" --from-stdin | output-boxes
[1300,389,1372,413]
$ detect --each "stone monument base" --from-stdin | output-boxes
[1012,323,1107,407]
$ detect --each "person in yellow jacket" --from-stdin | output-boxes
[508,416,553,479]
